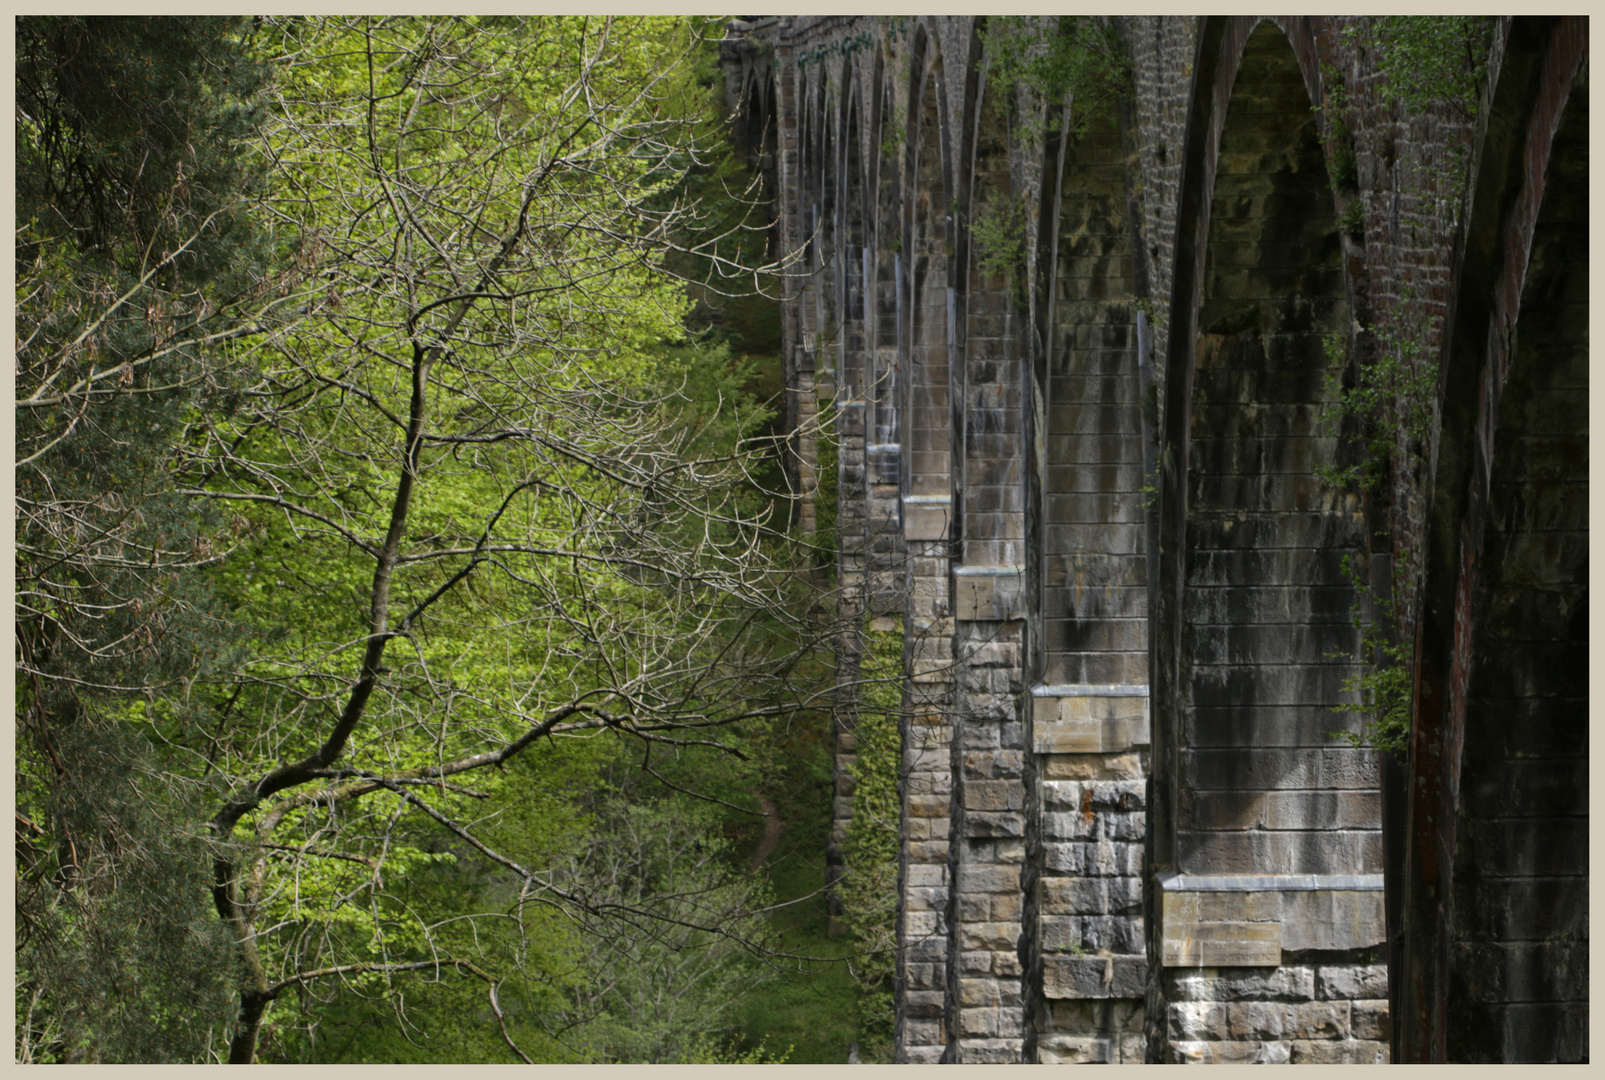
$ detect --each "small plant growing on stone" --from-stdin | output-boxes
[1337,199,1364,236]
[879,112,905,163]
[1317,62,1360,192]
[1318,321,1436,758]
[1316,322,1435,493]
[1329,554,1412,757]
[972,195,1028,304]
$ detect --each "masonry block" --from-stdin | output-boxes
[1043,954,1149,999]
[1162,921,1281,967]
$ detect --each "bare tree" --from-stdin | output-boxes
[152,17,832,1062]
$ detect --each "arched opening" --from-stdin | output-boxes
[840,78,868,402]
[1029,45,1148,1064]
[961,55,1023,572]
[1446,82,1587,1064]
[1179,22,1368,881]
[1041,91,1145,691]
[866,61,903,612]
[894,28,956,1066]
[905,43,953,516]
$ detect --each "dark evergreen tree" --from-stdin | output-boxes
[15,16,281,1062]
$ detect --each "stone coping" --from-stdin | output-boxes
[1158,872,1384,892]
[903,494,951,504]
[866,443,901,453]
[1033,683,1151,698]
[953,564,1025,577]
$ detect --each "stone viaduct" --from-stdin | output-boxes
[721,15,1587,1064]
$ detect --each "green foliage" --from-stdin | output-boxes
[972,195,1029,305]
[15,16,268,269]
[723,703,870,1064]
[796,30,874,70]
[837,620,903,1063]
[1317,324,1436,493]
[14,16,831,1064]
[541,795,780,1062]
[982,16,1129,138]
[1366,17,1494,121]
[1329,556,1412,757]
[15,15,276,1064]
[1318,62,1359,193]
[1337,199,1365,235]
[16,722,238,1063]
[880,105,907,169]
[1318,321,1433,760]
[681,1037,793,1064]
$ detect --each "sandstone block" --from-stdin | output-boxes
[965,810,1025,837]
[956,894,989,922]
[958,864,1019,894]
[1042,877,1108,915]
[1227,1000,1286,1039]
[901,1019,943,1049]
[958,949,996,975]
[1289,1039,1388,1064]
[1288,1000,1349,1039]
[1043,954,1148,999]
[957,1036,1023,1061]
[959,921,1018,951]
[1352,999,1390,1041]
[1315,963,1387,1002]
[1162,921,1281,967]
[1169,1001,1228,1041]
[1280,889,1385,951]
[960,1007,1000,1037]
[959,977,999,1007]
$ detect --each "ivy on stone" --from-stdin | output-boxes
[837,619,903,1064]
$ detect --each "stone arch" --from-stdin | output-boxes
[1399,16,1588,1063]
[1037,50,1148,692]
[805,64,835,354]
[837,68,869,401]
[957,29,1022,574]
[1180,17,1365,880]
[865,49,904,612]
[893,21,960,1067]
[732,63,780,263]
[902,26,956,519]
[1023,18,1151,1065]
[1150,16,1380,1064]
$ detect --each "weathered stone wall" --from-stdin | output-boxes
[721,14,1586,1064]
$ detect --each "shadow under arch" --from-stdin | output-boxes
[1399,15,1588,1063]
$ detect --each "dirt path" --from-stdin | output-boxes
[750,796,783,867]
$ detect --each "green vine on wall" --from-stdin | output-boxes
[838,620,904,1064]
[1317,61,1364,236]
[1330,555,1412,757]
[1319,318,1435,758]
[796,30,874,70]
